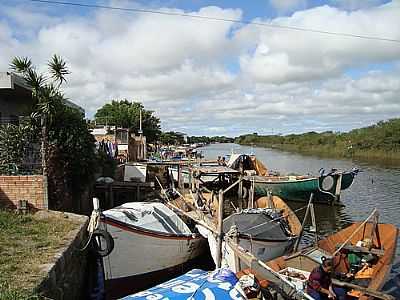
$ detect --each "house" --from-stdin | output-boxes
[0,72,34,123]
[0,72,84,123]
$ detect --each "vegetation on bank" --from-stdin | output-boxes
[235,118,400,163]
[189,136,234,144]
[0,211,79,299]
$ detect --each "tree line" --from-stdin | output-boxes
[235,118,400,162]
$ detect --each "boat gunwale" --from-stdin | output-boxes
[102,216,202,241]
[247,176,318,184]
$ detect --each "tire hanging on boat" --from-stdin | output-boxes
[321,175,335,191]
[91,229,114,257]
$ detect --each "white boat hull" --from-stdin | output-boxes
[101,220,205,280]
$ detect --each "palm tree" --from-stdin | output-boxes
[10,55,69,179]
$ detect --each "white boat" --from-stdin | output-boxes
[221,207,300,272]
[193,195,302,273]
[98,202,206,298]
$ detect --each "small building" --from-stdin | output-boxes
[91,126,146,162]
[0,72,85,123]
[0,72,34,123]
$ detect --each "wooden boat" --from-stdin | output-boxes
[228,154,358,203]
[97,202,206,299]
[237,211,398,300]
[220,195,302,272]
[168,165,302,273]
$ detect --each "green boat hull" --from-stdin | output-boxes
[253,169,358,203]
[253,177,320,202]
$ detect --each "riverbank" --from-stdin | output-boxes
[0,210,82,299]
[239,142,400,166]
[235,118,400,166]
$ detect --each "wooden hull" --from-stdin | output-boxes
[243,222,398,300]
[317,222,398,299]
[100,218,206,287]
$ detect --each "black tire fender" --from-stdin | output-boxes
[92,229,114,257]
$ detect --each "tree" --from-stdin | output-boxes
[160,131,185,145]
[10,55,68,178]
[4,55,97,212]
[95,100,161,142]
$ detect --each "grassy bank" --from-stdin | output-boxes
[257,143,400,165]
[0,211,79,299]
[235,118,400,166]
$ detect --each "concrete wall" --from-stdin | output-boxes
[34,211,90,300]
[0,175,46,209]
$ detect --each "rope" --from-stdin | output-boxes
[333,208,377,256]
[78,209,100,251]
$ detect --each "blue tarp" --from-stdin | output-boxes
[122,268,247,300]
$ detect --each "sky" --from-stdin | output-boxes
[0,0,399,136]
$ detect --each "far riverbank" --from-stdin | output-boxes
[237,142,400,167]
[234,118,400,167]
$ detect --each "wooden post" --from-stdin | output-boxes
[310,203,318,246]
[233,226,240,272]
[216,189,224,268]
[238,174,243,210]
[334,173,343,205]
[178,164,183,189]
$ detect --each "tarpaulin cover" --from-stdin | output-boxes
[122,268,247,300]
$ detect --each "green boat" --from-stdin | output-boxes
[228,154,359,203]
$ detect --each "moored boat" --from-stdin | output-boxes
[121,268,247,300]
[228,154,358,203]
[220,195,302,272]
[237,210,398,300]
[98,202,206,299]
[168,164,302,273]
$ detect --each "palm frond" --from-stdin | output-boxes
[26,68,45,91]
[10,57,32,74]
[48,54,70,85]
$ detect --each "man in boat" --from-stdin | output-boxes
[307,257,347,300]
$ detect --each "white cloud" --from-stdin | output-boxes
[330,0,384,10]
[270,0,308,13]
[0,1,399,136]
[238,3,400,84]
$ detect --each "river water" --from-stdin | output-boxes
[200,143,400,296]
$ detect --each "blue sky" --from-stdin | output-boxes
[1,0,399,136]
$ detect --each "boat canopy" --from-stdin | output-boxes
[102,202,193,235]
[122,268,246,300]
[223,208,293,240]
[227,154,269,176]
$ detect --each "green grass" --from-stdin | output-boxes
[0,211,79,299]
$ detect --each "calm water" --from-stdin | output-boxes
[200,143,400,295]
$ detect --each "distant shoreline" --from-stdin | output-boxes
[236,141,400,166]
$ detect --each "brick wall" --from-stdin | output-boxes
[0,175,46,209]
